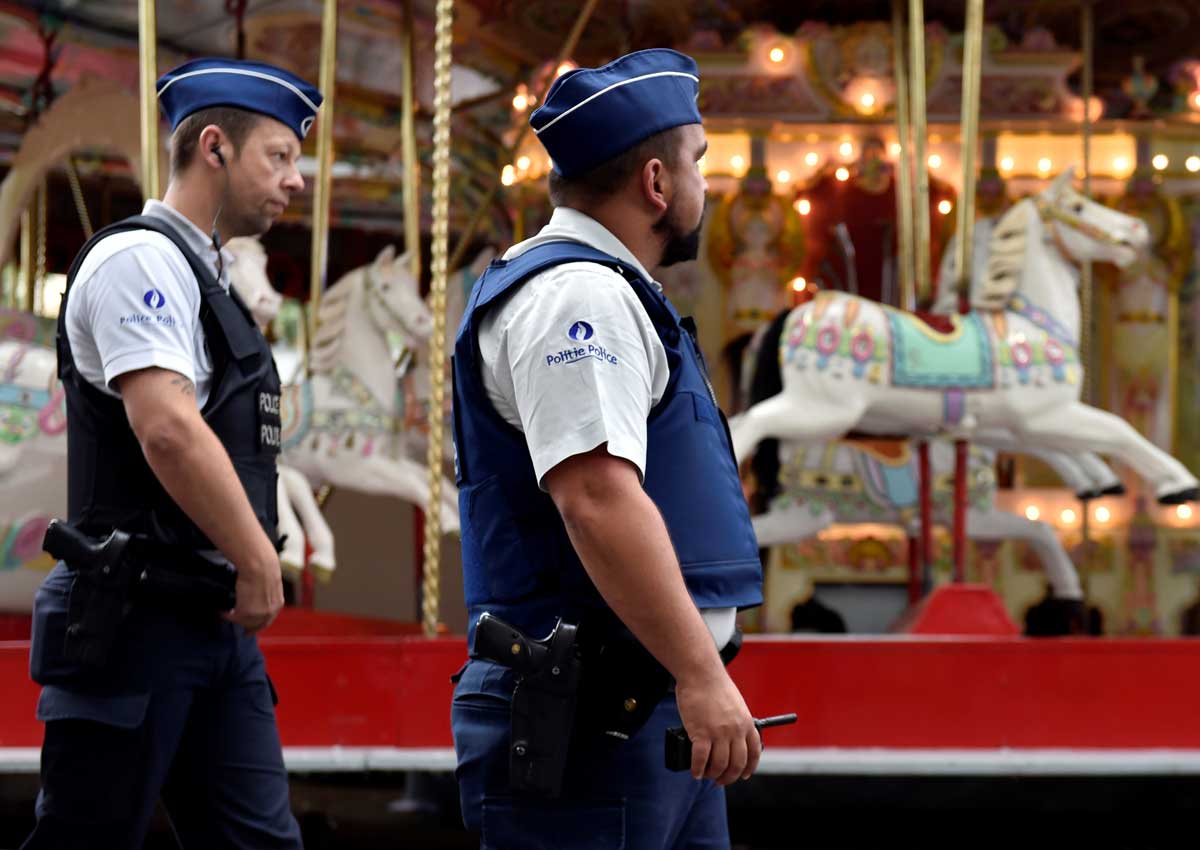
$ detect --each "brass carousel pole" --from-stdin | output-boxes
[952,0,984,583]
[909,0,934,591]
[138,0,159,200]
[401,0,422,281]
[909,0,931,305]
[1078,0,1095,624]
[308,0,338,371]
[1080,1,1095,405]
[891,0,916,311]
[422,0,454,638]
[19,201,34,312]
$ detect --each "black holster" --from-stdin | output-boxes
[44,520,238,673]
[508,621,582,797]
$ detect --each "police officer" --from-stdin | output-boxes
[451,49,763,848]
[22,58,320,849]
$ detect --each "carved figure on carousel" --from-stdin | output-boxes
[732,170,1197,529]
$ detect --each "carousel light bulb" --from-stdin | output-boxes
[835,166,850,182]
[889,142,902,156]
[927,153,942,169]
[791,276,807,292]
[1037,157,1052,174]
[1178,504,1193,520]
[1192,92,1200,110]
[805,151,820,167]
[1094,506,1111,523]
[1025,505,1040,521]
[512,92,529,111]
[860,93,876,109]
[556,61,577,78]
[768,46,786,64]
[796,198,812,215]
[1187,156,1200,173]
[776,169,792,184]
[501,164,516,186]
[999,156,1014,172]
[730,154,745,172]
[1153,154,1169,171]
[937,199,952,215]
[1113,156,1130,174]
[1061,508,1077,524]
[839,141,854,158]
[516,155,531,171]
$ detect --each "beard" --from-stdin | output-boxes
[654,201,703,268]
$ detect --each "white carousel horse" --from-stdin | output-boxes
[731,169,1199,505]
[276,244,461,534]
[396,246,496,463]
[741,307,1093,599]
[752,439,1082,600]
[738,309,1124,501]
[225,236,335,577]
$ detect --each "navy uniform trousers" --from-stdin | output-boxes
[452,659,730,850]
[21,563,302,849]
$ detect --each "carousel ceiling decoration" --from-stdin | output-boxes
[2,0,1200,242]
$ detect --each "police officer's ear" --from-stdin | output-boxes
[642,157,669,215]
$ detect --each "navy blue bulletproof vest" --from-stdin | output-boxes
[453,241,762,643]
[56,216,282,550]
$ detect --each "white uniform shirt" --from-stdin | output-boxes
[478,207,736,647]
[65,200,234,408]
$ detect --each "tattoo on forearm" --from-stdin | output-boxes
[170,376,195,396]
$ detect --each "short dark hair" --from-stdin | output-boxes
[547,125,690,208]
[169,106,262,176]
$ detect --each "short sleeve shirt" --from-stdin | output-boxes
[64,200,235,408]
[477,208,736,645]
[478,207,670,488]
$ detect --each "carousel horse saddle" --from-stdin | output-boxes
[887,310,994,389]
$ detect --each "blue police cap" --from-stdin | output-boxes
[156,58,323,141]
[531,48,702,179]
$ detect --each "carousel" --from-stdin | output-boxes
[4,0,1200,842]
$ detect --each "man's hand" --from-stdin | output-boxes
[675,666,761,784]
[223,549,285,633]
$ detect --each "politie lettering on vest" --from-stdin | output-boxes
[22,55,319,848]
[451,46,768,848]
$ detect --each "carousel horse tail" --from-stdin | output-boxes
[747,308,792,513]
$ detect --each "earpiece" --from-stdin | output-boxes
[212,145,225,167]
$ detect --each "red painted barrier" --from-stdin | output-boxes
[6,624,1200,752]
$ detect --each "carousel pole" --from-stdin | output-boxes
[952,0,985,583]
[1078,0,1096,625]
[299,0,338,609]
[908,0,931,305]
[447,0,599,272]
[893,0,922,599]
[308,0,338,373]
[19,200,34,312]
[422,0,454,638]
[137,0,159,200]
[891,0,916,312]
[918,440,933,594]
[400,0,422,281]
[908,0,934,592]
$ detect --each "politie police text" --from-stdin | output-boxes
[546,344,619,366]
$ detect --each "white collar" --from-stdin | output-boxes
[142,200,234,287]
[503,206,661,290]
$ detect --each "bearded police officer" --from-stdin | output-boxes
[22,58,319,849]
[451,49,763,849]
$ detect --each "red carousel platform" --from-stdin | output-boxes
[3,587,1200,776]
